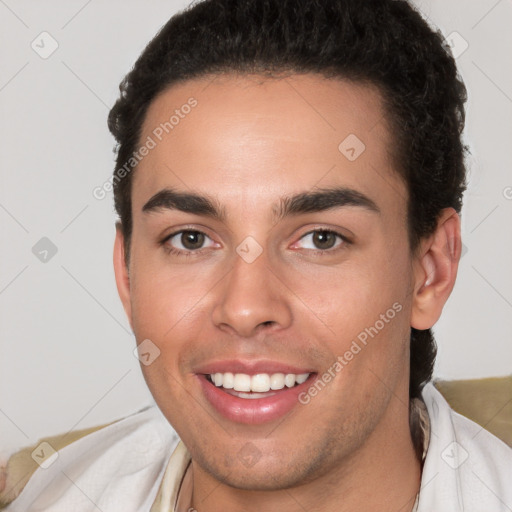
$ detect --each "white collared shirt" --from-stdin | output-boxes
[4,383,512,511]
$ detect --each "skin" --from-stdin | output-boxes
[113,73,461,512]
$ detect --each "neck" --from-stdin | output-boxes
[186,395,422,512]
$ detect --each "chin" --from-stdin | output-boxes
[194,447,328,491]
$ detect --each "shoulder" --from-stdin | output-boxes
[0,404,180,511]
[418,382,512,512]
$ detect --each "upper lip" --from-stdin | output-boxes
[195,359,314,375]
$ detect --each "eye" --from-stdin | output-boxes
[162,229,217,255]
[293,229,348,252]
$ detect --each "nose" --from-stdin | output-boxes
[211,248,293,338]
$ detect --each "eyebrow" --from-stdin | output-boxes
[142,186,380,222]
[273,187,380,222]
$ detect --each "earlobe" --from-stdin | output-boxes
[411,208,461,330]
[113,223,133,331]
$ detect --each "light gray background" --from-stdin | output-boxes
[1,0,511,456]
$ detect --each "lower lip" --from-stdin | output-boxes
[197,374,316,424]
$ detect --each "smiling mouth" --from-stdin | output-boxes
[198,370,317,424]
[205,371,312,399]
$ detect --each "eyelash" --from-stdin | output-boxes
[161,230,210,258]
[160,228,351,258]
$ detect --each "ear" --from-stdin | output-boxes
[411,208,461,330]
[113,222,134,331]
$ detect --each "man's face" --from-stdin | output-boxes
[117,74,417,489]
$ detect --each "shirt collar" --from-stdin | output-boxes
[150,440,191,512]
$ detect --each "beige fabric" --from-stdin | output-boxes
[434,376,512,447]
[149,441,191,512]
[0,422,114,508]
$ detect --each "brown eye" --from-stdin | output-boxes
[294,229,346,253]
[180,230,205,250]
[165,229,216,255]
[311,230,338,250]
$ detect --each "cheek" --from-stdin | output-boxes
[128,254,214,382]
[288,243,411,373]
[290,252,408,331]
[129,249,210,338]
[334,263,411,391]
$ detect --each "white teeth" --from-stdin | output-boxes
[296,373,309,384]
[270,373,285,390]
[209,372,310,392]
[222,372,234,389]
[233,373,251,392]
[251,374,270,392]
[284,374,296,388]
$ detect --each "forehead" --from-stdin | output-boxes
[132,73,406,220]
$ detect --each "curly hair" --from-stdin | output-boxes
[108,0,468,399]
